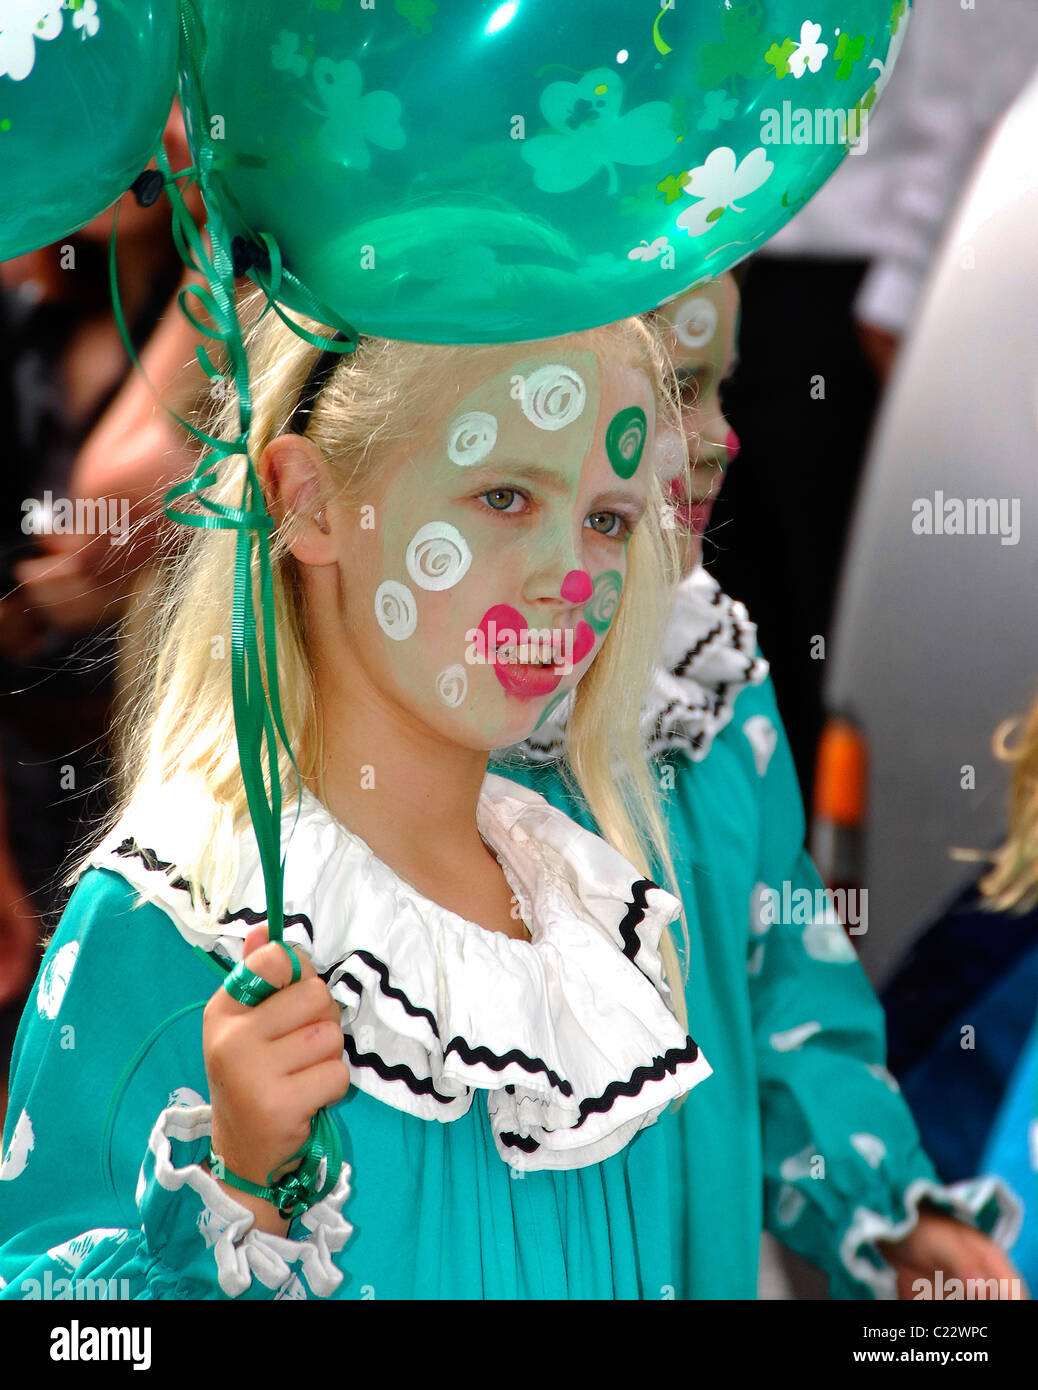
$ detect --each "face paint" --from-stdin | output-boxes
[657,273,740,565]
[349,345,654,751]
[605,406,647,479]
[518,364,588,431]
[584,570,623,635]
[436,663,468,707]
[374,580,417,640]
[671,294,719,350]
[560,569,593,604]
[405,521,472,590]
[447,411,497,467]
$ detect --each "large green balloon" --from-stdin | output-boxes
[0,0,178,261]
[179,0,910,343]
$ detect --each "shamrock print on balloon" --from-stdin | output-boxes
[675,146,774,237]
[521,67,678,195]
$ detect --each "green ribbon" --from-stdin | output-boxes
[107,143,359,948]
[101,139,360,1207]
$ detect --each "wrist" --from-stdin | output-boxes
[203,1157,291,1237]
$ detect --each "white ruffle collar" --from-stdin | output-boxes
[80,772,712,1171]
[515,565,769,764]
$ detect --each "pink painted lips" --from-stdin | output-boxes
[476,603,595,701]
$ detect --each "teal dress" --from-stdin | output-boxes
[0,767,711,1301]
[0,570,1017,1300]
[491,566,1018,1298]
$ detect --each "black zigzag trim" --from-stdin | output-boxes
[672,619,725,678]
[111,839,315,942]
[498,1131,540,1153]
[617,879,660,962]
[572,1036,701,1128]
[343,1032,458,1107]
[443,1037,573,1095]
[332,949,443,1040]
[499,1035,703,1147]
[106,835,688,1127]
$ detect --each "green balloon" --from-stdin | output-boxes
[178,0,910,343]
[0,1,178,261]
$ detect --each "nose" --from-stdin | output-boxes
[726,428,740,462]
[560,570,593,603]
[522,520,590,613]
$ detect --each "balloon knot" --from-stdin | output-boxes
[130,169,165,208]
[232,236,272,280]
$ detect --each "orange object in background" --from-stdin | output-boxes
[810,716,868,925]
[814,716,868,829]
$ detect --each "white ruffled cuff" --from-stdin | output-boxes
[138,1104,352,1299]
[838,1174,1023,1300]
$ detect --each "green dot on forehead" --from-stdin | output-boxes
[606,406,647,480]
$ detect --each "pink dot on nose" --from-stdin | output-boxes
[725,428,741,462]
[561,569,593,604]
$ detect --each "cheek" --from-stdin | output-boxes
[579,566,625,654]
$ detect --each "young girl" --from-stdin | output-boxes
[496,275,1020,1299]
[0,296,714,1299]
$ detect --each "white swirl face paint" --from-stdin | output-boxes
[519,364,587,431]
[436,663,468,707]
[405,521,472,592]
[672,295,718,350]
[374,580,418,640]
[447,411,498,467]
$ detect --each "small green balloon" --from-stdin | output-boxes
[0,1,178,260]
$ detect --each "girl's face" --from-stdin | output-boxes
[656,274,741,567]
[337,348,656,750]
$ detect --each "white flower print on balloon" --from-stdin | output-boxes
[866,11,909,108]
[405,522,472,592]
[627,234,671,263]
[36,939,78,1020]
[788,21,828,78]
[72,0,100,39]
[436,663,468,708]
[519,365,587,431]
[0,2,64,81]
[374,580,417,640]
[675,147,774,238]
[447,411,498,467]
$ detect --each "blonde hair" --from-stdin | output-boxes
[69,290,693,1031]
[974,689,1038,913]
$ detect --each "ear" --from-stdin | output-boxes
[258,433,338,565]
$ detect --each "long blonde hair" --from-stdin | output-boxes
[69,291,693,1029]
[976,689,1038,913]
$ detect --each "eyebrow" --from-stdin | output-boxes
[461,459,645,508]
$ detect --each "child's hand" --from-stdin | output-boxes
[878,1206,1028,1300]
[203,925,350,1233]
